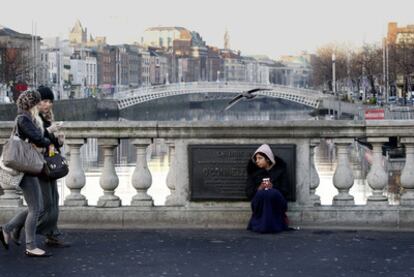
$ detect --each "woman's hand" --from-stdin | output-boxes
[47,123,61,133]
[260,179,273,190]
[258,182,267,191]
[57,132,65,145]
[264,181,273,189]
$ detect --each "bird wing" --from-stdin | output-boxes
[223,88,273,111]
[246,88,272,94]
[224,94,244,111]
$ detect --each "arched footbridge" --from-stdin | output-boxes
[114,82,359,114]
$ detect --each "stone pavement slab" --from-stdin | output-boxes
[0,229,413,277]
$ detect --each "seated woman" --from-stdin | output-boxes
[245,144,289,233]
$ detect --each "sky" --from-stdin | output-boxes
[2,0,414,59]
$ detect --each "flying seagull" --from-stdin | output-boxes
[224,88,272,111]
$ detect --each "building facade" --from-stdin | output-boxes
[0,25,41,86]
[387,22,414,44]
[139,49,151,86]
[149,49,169,85]
[142,27,192,49]
[96,46,114,89]
[206,46,222,82]
[85,56,97,87]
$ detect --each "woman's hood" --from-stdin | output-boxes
[252,144,275,164]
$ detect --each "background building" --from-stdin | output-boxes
[1,21,315,101]
[387,22,414,44]
[142,27,192,48]
[69,20,87,45]
[0,25,41,87]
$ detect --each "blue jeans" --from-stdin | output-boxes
[3,174,43,249]
[37,178,60,237]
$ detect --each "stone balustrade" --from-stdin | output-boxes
[1,120,414,229]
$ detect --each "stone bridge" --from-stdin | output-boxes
[1,120,414,229]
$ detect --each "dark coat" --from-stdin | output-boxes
[16,112,51,148]
[245,157,289,200]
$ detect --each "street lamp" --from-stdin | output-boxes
[217,70,220,83]
[332,53,336,95]
[332,52,341,118]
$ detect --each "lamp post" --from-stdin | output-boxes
[332,53,336,95]
[383,38,389,105]
[332,52,341,119]
[217,70,220,83]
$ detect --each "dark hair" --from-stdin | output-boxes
[247,152,273,175]
[254,152,273,165]
[247,152,286,175]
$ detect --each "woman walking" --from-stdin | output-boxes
[0,90,52,257]
[36,86,69,247]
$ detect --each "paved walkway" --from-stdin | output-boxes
[0,229,413,277]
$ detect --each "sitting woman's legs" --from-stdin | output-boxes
[248,189,287,233]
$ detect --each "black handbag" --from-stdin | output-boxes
[43,153,69,180]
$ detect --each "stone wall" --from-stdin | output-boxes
[0,98,119,121]
[0,103,17,120]
[53,98,118,121]
[1,121,414,229]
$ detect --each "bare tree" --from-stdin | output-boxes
[0,42,31,85]
[355,43,383,97]
[389,41,414,103]
[311,44,347,91]
[348,50,363,93]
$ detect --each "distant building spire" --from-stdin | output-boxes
[69,19,87,45]
[224,28,230,49]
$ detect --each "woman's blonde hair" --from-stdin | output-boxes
[29,105,44,135]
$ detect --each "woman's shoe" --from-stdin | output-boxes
[25,248,52,257]
[0,227,9,250]
[10,228,22,246]
[45,236,71,248]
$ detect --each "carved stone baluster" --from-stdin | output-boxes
[400,138,414,206]
[0,169,22,207]
[131,139,153,206]
[165,140,178,206]
[0,181,22,207]
[366,138,388,205]
[309,139,321,206]
[64,139,88,206]
[332,139,355,206]
[97,139,121,207]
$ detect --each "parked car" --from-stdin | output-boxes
[388,96,396,104]
[376,96,384,106]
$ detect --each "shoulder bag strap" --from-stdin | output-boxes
[10,117,19,139]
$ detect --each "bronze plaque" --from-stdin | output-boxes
[189,144,296,201]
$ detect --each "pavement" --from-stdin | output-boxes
[0,228,413,277]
